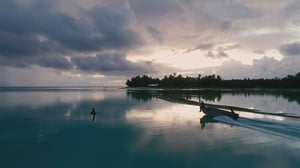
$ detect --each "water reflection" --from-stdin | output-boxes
[127,89,222,102]
[127,89,300,140]
[127,89,300,104]
[1,88,300,167]
[127,89,300,115]
[126,103,200,128]
[200,114,300,140]
[200,115,219,129]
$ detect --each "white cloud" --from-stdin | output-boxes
[199,56,300,79]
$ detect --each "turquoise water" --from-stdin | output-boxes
[1,87,300,168]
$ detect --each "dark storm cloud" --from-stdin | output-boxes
[71,53,160,75]
[88,6,142,50]
[35,55,72,70]
[280,41,300,56]
[0,53,72,70]
[204,49,228,59]
[283,0,300,22]
[147,26,163,43]
[129,0,181,17]
[217,50,229,58]
[220,20,232,31]
[198,43,214,50]
[0,1,83,55]
[184,0,261,32]
[223,44,240,50]
[0,0,142,70]
[183,43,214,54]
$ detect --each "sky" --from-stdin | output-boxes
[1,0,300,86]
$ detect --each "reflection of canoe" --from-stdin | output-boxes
[200,115,300,140]
[201,105,239,120]
[200,115,218,129]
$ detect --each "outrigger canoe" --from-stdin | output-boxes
[200,102,239,120]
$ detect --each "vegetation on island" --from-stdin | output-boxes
[126,72,300,88]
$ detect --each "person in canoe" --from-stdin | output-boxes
[200,101,239,120]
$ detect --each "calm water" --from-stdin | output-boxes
[1,87,300,168]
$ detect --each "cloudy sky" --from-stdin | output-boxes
[1,0,300,86]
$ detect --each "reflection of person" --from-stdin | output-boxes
[200,116,206,129]
[91,107,96,122]
[200,115,214,129]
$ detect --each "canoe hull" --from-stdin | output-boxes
[202,107,239,120]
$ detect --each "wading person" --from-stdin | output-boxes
[91,107,96,122]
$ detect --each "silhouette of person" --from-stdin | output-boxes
[230,108,239,120]
[200,101,205,112]
[91,107,96,122]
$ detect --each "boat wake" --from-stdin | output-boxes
[214,116,300,140]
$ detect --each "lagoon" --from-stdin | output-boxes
[1,87,300,168]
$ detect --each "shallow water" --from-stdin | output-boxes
[1,87,300,168]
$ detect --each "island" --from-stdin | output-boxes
[126,72,300,88]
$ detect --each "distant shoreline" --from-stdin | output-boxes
[126,73,300,89]
[125,87,300,92]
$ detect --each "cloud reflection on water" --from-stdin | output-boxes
[1,88,300,167]
[126,89,300,151]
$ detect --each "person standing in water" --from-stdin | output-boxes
[91,107,96,122]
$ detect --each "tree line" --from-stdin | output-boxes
[126,72,300,88]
